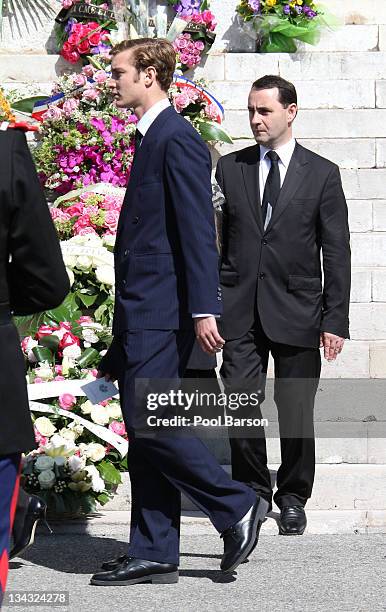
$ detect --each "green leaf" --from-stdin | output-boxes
[32,346,53,363]
[76,292,98,308]
[76,347,100,368]
[81,494,97,514]
[97,461,122,485]
[96,492,110,505]
[14,313,45,338]
[197,121,233,144]
[40,334,60,352]
[12,96,48,114]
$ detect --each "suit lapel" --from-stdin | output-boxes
[116,105,175,242]
[240,145,263,233]
[265,142,309,233]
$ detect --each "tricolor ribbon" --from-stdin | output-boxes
[173,74,224,124]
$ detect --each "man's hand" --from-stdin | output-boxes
[320,332,345,361]
[195,316,225,355]
[96,370,116,383]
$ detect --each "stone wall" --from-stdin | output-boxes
[0,0,385,378]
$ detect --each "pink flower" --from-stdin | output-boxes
[59,393,76,410]
[78,39,91,54]
[36,324,58,340]
[104,209,119,232]
[62,0,74,8]
[21,336,34,352]
[43,106,63,121]
[34,378,43,384]
[82,88,99,102]
[55,365,63,374]
[58,331,80,353]
[34,427,48,446]
[77,316,93,325]
[72,74,87,89]
[62,98,79,117]
[174,91,191,112]
[65,203,84,217]
[82,64,95,77]
[205,103,220,121]
[90,368,98,378]
[109,421,126,436]
[74,227,98,236]
[93,69,109,83]
[54,375,65,381]
[195,40,205,51]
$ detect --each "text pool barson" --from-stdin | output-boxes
[147,416,269,428]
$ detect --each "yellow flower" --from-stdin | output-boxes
[0,88,15,122]
[296,0,303,4]
[265,0,277,6]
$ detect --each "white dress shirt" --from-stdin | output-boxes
[136,98,171,138]
[259,138,296,230]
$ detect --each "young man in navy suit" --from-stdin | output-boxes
[91,39,268,586]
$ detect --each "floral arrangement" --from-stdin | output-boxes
[34,62,137,195]
[236,0,327,53]
[0,88,16,123]
[168,0,217,71]
[50,189,123,240]
[56,0,116,64]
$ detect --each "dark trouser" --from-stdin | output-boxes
[0,453,21,605]
[221,315,321,510]
[118,329,255,565]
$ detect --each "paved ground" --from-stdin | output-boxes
[4,529,386,612]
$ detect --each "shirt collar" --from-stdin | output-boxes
[136,98,171,138]
[260,138,296,169]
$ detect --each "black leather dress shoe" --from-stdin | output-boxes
[90,558,179,586]
[279,506,307,535]
[220,496,269,573]
[101,554,130,571]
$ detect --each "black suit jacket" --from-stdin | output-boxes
[0,130,70,454]
[216,142,351,348]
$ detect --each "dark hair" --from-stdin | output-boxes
[111,38,176,92]
[251,75,297,107]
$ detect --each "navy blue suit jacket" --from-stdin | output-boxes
[112,105,222,335]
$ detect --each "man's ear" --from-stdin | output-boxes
[288,103,298,124]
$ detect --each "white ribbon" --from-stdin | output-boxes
[28,382,127,458]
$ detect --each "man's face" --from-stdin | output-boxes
[248,87,297,149]
[110,49,145,109]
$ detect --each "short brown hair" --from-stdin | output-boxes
[251,75,297,107]
[111,38,176,92]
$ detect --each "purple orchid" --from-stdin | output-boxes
[248,0,260,12]
[174,0,201,17]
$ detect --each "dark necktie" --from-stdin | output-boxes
[261,150,281,228]
[132,128,143,165]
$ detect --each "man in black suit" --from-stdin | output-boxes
[216,75,351,535]
[91,39,268,587]
[0,128,69,604]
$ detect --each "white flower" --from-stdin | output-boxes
[82,327,99,344]
[34,365,54,381]
[68,480,92,492]
[90,405,110,426]
[38,469,56,489]
[59,428,77,442]
[34,417,57,438]
[63,254,77,268]
[68,455,86,473]
[85,465,105,493]
[61,356,75,375]
[62,344,82,360]
[84,442,106,462]
[95,265,115,286]
[66,267,75,287]
[107,402,122,420]
[76,255,93,270]
[45,434,76,457]
[80,400,94,415]
[103,234,116,248]
[35,455,55,472]
[51,328,68,341]
[68,422,84,438]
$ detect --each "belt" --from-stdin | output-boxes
[0,303,11,324]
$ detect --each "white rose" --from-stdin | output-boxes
[85,466,105,493]
[82,328,99,344]
[90,405,110,426]
[103,234,116,248]
[67,455,86,473]
[51,328,68,341]
[95,265,115,286]
[68,422,84,438]
[92,251,114,267]
[107,402,122,420]
[35,455,55,472]
[34,365,54,381]
[59,428,77,442]
[62,344,82,360]
[34,417,57,438]
[38,469,56,489]
[63,254,77,268]
[66,267,75,287]
[45,434,76,457]
[76,255,93,270]
[80,400,94,415]
[85,443,106,462]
